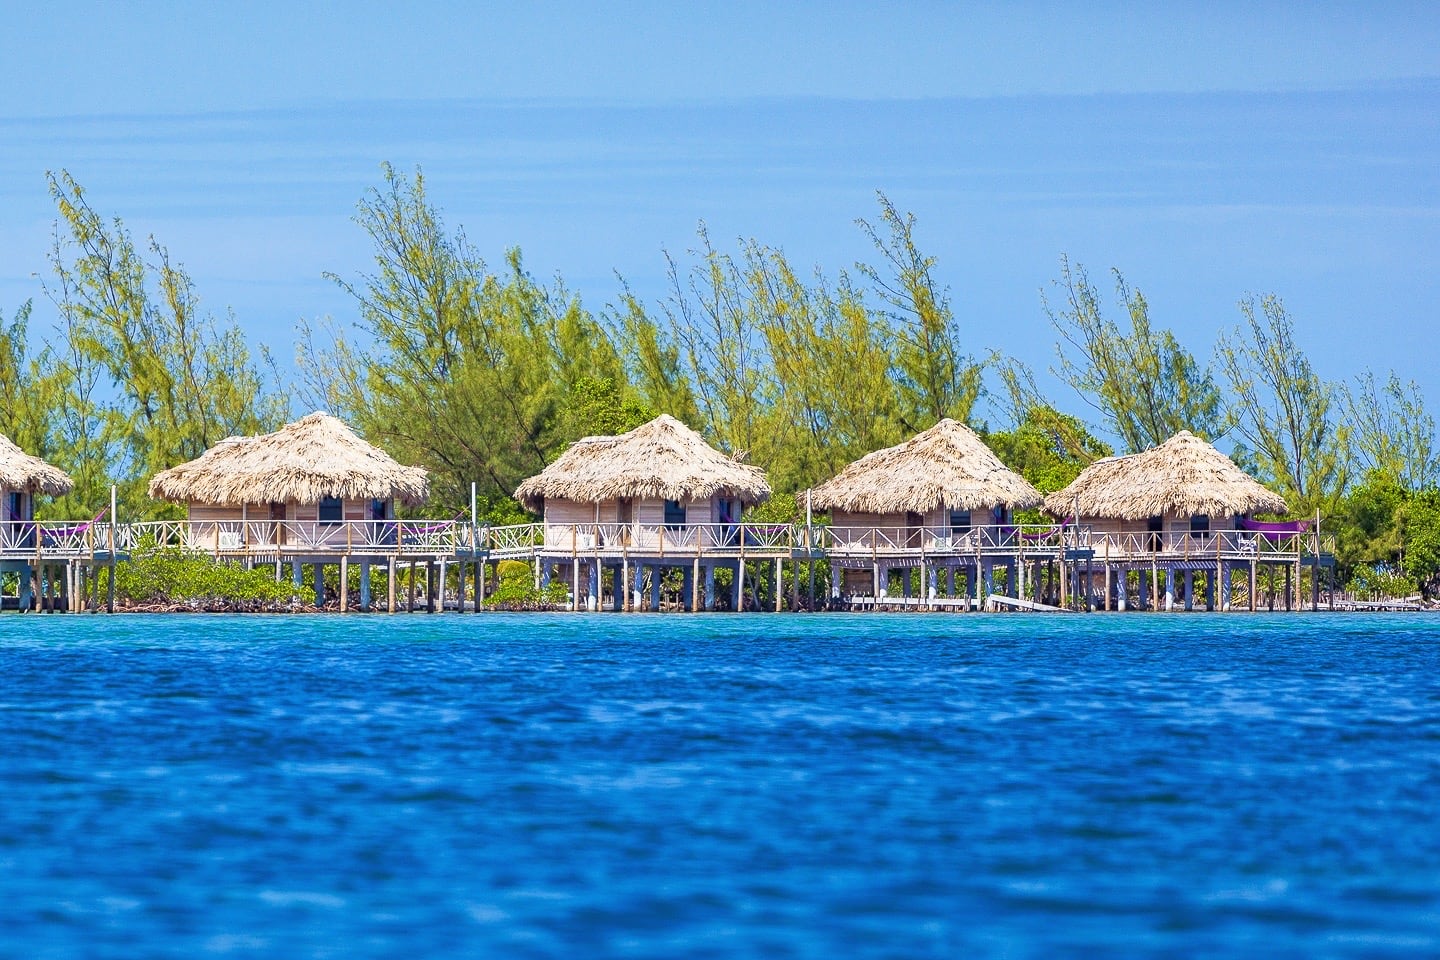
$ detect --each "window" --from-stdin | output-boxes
[664,499,687,528]
[371,499,387,521]
[1146,515,1163,551]
[1190,514,1210,535]
[948,509,971,533]
[319,496,343,524]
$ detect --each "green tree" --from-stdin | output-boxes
[1047,257,1226,453]
[1333,468,1406,575]
[610,285,699,426]
[43,170,287,516]
[1400,490,1440,599]
[1217,294,1348,515]
[855,192,988,429]
[308,163,628,513]
[1345,370,1439,492]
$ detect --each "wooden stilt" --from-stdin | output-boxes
[692,557,702,612]
[775,557,784,612]
[339,556,349,613]
[387,556,397,614]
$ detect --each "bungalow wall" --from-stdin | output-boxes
[183,498,396,549]
[1,488,35,552]
[1082,511,1244,554]
[541,495,748,552]
[829,505,1012,549]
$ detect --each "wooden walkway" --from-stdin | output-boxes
[0,519,1341,613]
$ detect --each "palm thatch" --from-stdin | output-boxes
[515,414,771,510]
[148,411,429,506]
[808,418,1042,514]
[1044,430,1286,520]
[0,434,72,496]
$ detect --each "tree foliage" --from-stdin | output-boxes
[43,170,288,516]
[1345,370,1439,492]
[302,163,630,514]
[1048,257,1225,453]
[1217,294,1347,515]
[856,192,988,430]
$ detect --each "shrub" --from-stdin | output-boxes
[108,536,300,609]
[483,560,567,609]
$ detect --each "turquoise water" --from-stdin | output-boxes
[2,613,1437,958]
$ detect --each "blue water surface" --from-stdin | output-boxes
[1,612,1437,958]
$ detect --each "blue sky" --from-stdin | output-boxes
[2,1,1437,434]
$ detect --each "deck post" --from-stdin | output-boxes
[651,564,663,611]
[775,557,784,612]
[789,558,799,611]
[1116,567,1128,611]
[387,556,397,613]
[456,560,466,613]
[476,560,487,611]
[426,561,436,613]
[1164,567,1176,611]
[339,556,349,612]
[703,562,716,611]
[313,562,325,607]
[292,560,303,592]
[734,559,746,612]
[1183,569,1194,611]
[360,561,372,611]
[1248,560,1257,612]
[1220,564,1231,611]
[407,562,416,613]
[438,559,448,612]
[831,564,842,606]
[587,561,599,612]
[571,557,580,612]
[621,556,631,612]
[1284,562,1293,612]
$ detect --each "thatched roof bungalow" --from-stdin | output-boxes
[515,414,770,550]
[0,434,73,539]
[149,411,428,547]
[809,418,1042,549]
[1044,430,1286,549]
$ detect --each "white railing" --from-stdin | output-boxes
[0,517,1334,563]
[825,524,1083,554]
[1087,529,1334,559]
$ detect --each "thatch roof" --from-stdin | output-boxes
[808,419,1042,514]
[0,434,72,496]
[1044,430,1286,520]
[148,411,429,506]
[514,414,771,510]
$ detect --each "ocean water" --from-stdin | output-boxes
[1,612,1436,959]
